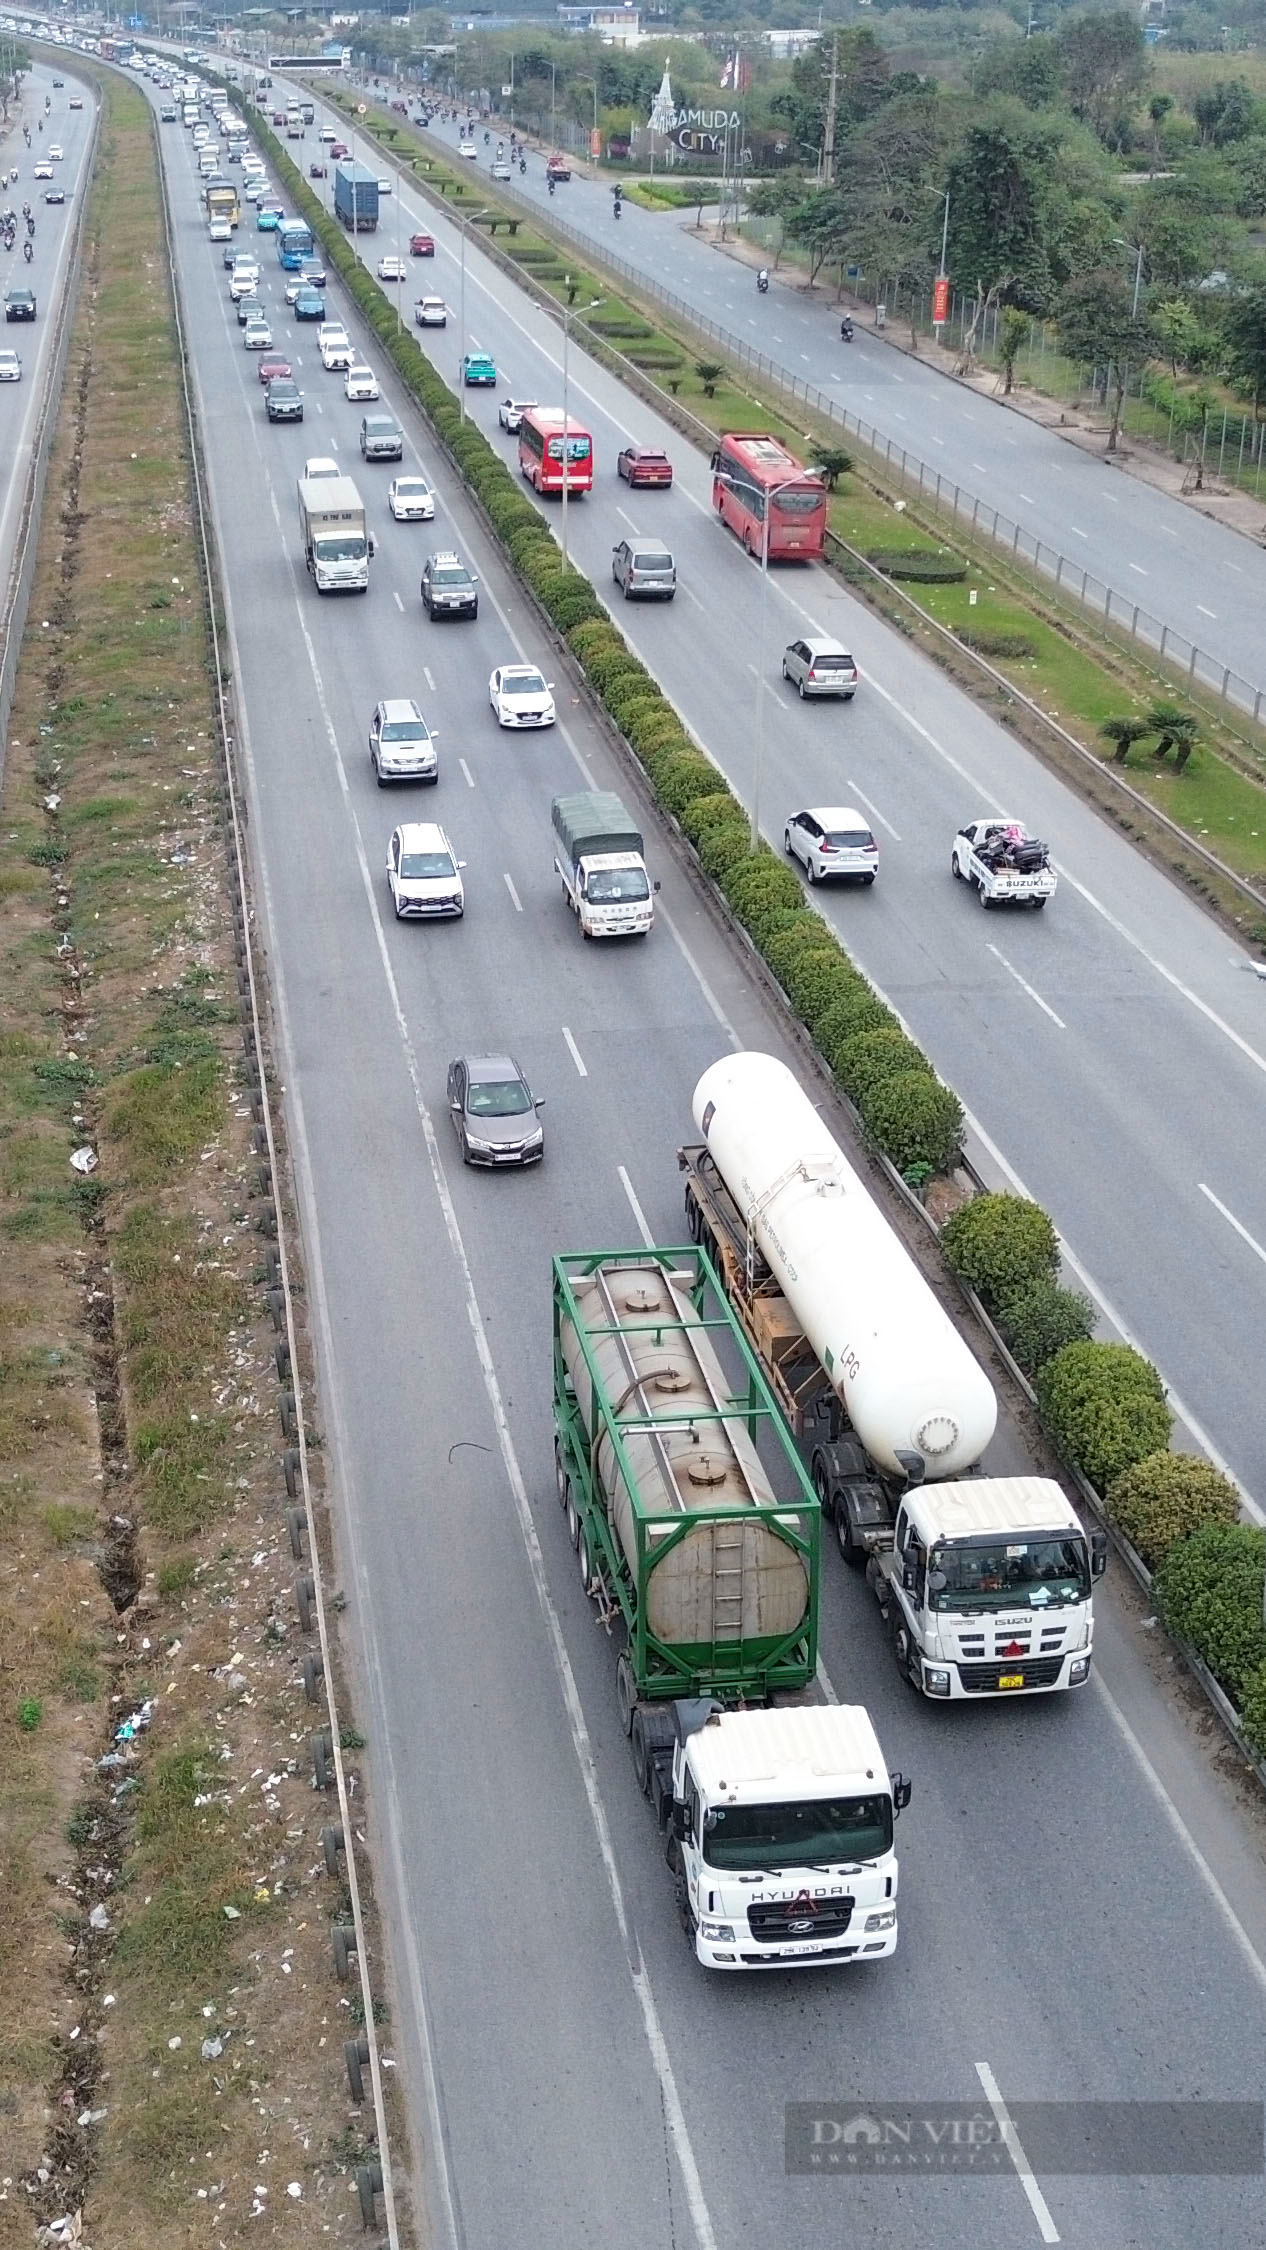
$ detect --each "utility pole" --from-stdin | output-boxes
[821,32,839,190]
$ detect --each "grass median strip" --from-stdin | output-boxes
[1,68,398,2246]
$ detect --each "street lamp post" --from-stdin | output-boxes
[458,207,468,423]
[560,283,602,569]
[1113,235,1145,319]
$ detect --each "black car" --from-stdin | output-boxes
[44,187,66,205]
[420,550,479,620]
[447,1055,544,1168]
[4,288,36,322]
[265,377,303,422]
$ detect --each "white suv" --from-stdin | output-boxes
[385,823,464,919]
[318,324,352,371]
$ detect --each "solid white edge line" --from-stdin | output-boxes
[561,1024,588,1077]
[1199,1181,1266,1270]
[975,2062,1061,2244]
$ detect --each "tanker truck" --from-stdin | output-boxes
[682,1054,1106,1699]
[553,1246,912,1969]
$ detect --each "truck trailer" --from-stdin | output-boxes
[297,473,373,593]
[553,1246,910,1968]
[682,1053,1105,1696]
[333,162,379,232]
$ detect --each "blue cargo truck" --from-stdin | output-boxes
[333,163,379,232]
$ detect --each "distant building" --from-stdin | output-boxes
[557,5,642,41]
[764,29,821,60]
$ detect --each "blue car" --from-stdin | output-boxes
[256,206,283,232]
[461,352,497,387]
[293,289,326,321]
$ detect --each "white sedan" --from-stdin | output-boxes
[497,396,536,433]
[388,474,435,522]
[33,160,52,180]
[48,143,65,160]
[458,139,478,158]
[0,347,21,381]
[489,664,556,729]
[344,363,380,402]
[376,254,405,282]
[208,216,231,241]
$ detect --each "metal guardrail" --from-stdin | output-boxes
[436,160,1266,729]
[0,99,99,795]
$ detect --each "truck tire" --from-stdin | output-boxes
[578,1527,596,1596]
[631,1708,653,1795]
[553,1439,568,1508]
[951,853,963,880]
[1032,896,1047,909]
[977,878,992,909]
[566,1484,580,1550]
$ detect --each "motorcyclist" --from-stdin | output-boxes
[840,316,853,341]
[756,267,769,293]
[22,236,31,263]
[519,156,526,173]
[548,173,555,195]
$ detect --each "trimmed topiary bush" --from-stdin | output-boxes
[1154,1520,1266,1703]
[783,947,862,1031]
[763,915,833,987]
[568,618,624,668]
[1106,1452,1241,1572]
[859,1071,965,1177]
[995,1278,1095,1381]
[1036,1340,1172,1496]
[725,858,808,945]
[820,988,900,1063]
[656,751,720,818]
[1236,1661,1266,1758]
[680,789,743,846]
[867,548,967,583]
[699,823,753,881]
[834,1028,928,1104]
[940,1193,1060,1312]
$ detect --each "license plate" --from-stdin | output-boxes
[998,1672,1025,1690]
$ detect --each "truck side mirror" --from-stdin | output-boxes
[367,533,376,557]
[901,1562,918,1595]
[670,1801,689,1842]
[653,880,661,893]
[1091,1531,1108,1579]
[891,1773,912,1816]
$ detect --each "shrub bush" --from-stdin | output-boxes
[629,714,692,766]
[725,859,808,945]
[681,789,743,846]
[995,1278,1095,1381]
[940,1193,1060,1311]
[763,915,832,987]
[867,548,967,584]
[1036,1340,1172,1495]
[609,687,668,734]
[540,577,604,632]
[818,985,899,1059]
[834,1028,928,1104]
[656,751,720,818]
[1106,1452,1241,1572]
[783,946,860,1030]
[859,1071,965,1177]
[956,628,1040,661]
[1154,1520,1266,1703]
[567,617,624,667]
[699,823,753,881]
[1236,1662,1266,1758]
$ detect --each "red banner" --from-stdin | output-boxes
[932,276,951,326]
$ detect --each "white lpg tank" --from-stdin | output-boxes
[693,1052,997,1480]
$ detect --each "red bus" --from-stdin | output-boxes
[518,409,594,497]
[710,432,827,562]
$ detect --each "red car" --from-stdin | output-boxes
[258,355,293,385]
[617,444,673,489]
[330,140,349,160]
[409,232,435,256]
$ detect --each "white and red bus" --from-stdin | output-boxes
[710,431,827,562]
[518,409,594,497]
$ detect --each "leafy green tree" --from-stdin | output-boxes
[1054,10,1148,148]
[830,83,945,343]
[769,26,892,170]
[1192,78,1259,148]
[975,34,1063,112]
[785,188,850,288]
[944,98,1112,354]
[1147,92,1173,174]
[998,307,1029,395]
[1100,716,1151,766]
[746,171,810,271]
[1056,268,1156,450]
[1221,284,1266,447]
[1133,170,1234,291]
[1152,296,1203,378]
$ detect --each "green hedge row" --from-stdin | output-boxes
[867,548,968,584]
[254,94,1260,1753]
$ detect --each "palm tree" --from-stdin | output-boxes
[810,445,853,490]
[1146,703,1199,771]
[1099,716,1151,767]
[695,361,726,399]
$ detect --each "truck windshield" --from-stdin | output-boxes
[314,534,366,562]
[703,1793,893,1872]
[928,1537,1090,1611]
[586,868,649,905]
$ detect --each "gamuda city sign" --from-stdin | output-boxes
[651,101,741,154]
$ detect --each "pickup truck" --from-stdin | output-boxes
[4,288,37,322]
[951,818,1056,910]
[552,790,656,939]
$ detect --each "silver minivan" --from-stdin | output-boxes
[781,638,859,699]
[612,538,676,601]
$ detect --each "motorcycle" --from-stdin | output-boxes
[26,215,34,239]
[756,269,769,294]
[8,169,16,186]
[840,317,854,342]
[613,199,621,219]
[22,237,31,264]
[519,157,526,174]
[548,174,555,195]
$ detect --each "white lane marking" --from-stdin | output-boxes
[616,505,640,534]
[422,665,436,691]
[503,871,523,912]
[985,941,1066,1028]
[962,1104,1263,1520]
[1070,525,1088,540]
[1199,1182,1266,1269]
[562,1025,588,1077]
[617,1164,654,1247]
[458,757,475,788]
[972,462,988,473]
[847,779,900,842]
[269,486,280,526]
[393,589,404,612]
[1227,560,1242,573]
[1197,604,1217,619]
[278,551,721,2250]
[1020,492,1036,504]
[975,2063,1060,2244]
[1128,562,1148,576]
[1093,1671,1266,1997]
[929,435,944,447]
[679,583,707,611]
[1160,524,1178,537]
[654,900,739,1042]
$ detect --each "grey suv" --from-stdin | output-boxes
[360,412,403,462]
[612,538,675,601]
[421,551,479,620]
[781,638,859,700]
[369,698,439,785]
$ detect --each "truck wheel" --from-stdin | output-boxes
[977,878,992,909]
[630,1709,652,1796]
[835,1503,865,1571]
[951,853,963,880]
[1032,896,1047,909]
[578,1528,596,1596]
[566,1485,580,1550]
[553,1440,568,1508]
[615,1654,636,1736]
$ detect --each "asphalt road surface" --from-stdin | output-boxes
[145,82,1266,2250]
[416,106,1266,703]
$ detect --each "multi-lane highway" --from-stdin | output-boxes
[414,105,1266,700]
[140,78,1266,2250]
[270,89,1266,1513]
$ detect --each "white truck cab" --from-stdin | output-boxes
[664,1703,909,1971]
[871,1477,1107,1698]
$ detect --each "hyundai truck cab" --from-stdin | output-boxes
[663,1702,909,1971]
